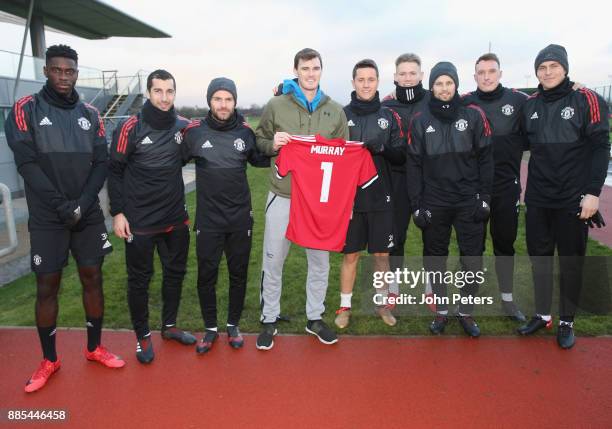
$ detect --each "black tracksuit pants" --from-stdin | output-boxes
[390,170,411,269]
[484,184,521,294]
[196,228,252,329]
[526,205,588,322]
[422,205,484,315]
[126,225,190,339]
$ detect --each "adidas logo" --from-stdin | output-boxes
[39,117,52,126]
[426,125,436,133]
[86,321,94,328]
[202,140,213,148]
[530,112,539,120]
[347,119,356,127]
[141,136,153,145]
[102,240,112,249]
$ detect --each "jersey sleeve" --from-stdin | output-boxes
[108,116,138,216]
[468,104,494,197]
[358,149,378,189]
[382,108,407,166]
[406,112,424,210]
[78,104,108,212]
[580,89,611,197]
[180,120,201,164]
[245,128,270,168]
[4,96,68,211]
[274,144,292,179]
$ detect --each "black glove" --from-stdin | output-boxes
[412,208,432,230]
[365,139,385,154]
[472,194,491,222]
[580,211,606,228]
[57,200,82,227]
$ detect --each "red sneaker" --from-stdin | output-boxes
[24,359,61,393]
[85,345,126,368]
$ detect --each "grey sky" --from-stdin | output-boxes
[1,0,611,107]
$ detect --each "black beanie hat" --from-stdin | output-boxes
[534,44,569,74]
[429,61,459,89]
[206,77,237,106]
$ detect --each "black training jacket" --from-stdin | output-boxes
[182,119,269,232]
[521,88,610,208]
[343,105,405,212]
[382,92,430,174]
[5,90,107,230]
[406,103,494,208]
[108,113,190,231]
[462,87,528,196]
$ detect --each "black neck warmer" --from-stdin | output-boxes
[41,81,79,109]
[142,100,176,130]
[205,109,242,131]
[476,83,504,101]
[428,92,462,123]
[349,91,381,115]
[395,81,426,104]
[540,77,573,103]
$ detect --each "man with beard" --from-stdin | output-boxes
[5,44,124,392]
[406,62,493,337]
[109,69,195,364]
[517,44,610,349]
[182,78,269,353]
[334,59,405,329]
[462,53,528,322]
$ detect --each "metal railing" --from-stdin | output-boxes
[90,70,119,106]
[0,182,18,258]
[0,49,104,88]
[102,70,147,119]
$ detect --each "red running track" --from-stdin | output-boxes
[1,327,611,428]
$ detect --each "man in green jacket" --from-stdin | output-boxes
[255,48,349,350]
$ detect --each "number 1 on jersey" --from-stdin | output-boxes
[320,162,333,203]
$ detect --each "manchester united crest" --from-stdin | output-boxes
[501,104,514,116]
[561,106,575,120]
[234,138,246,152]
[455,119,468,131]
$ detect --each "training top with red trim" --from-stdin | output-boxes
[462,87,528,197]
[521,86,610,208]
[274,134,378,252]
[406,103,494,209]
[5,90,107,230]
[108,113,190,232]
[343,104,405,212]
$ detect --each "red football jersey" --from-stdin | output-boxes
[275,134,378,251]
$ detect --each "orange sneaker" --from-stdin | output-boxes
[24,359,61,393]
[85,345,126,368]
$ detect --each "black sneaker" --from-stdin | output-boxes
[501,301,527,322]
[305,320,338,345]
[256,323,277,351]
[136,337,154,364]
[429,315,449,335]
[196,330,219,354]
[162,327,197,345]
[517,316,552,335]
[227,325,244,349]
[557,323,576,349]
[457,314,481,338]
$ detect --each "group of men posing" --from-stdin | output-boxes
[5,43,609,393]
